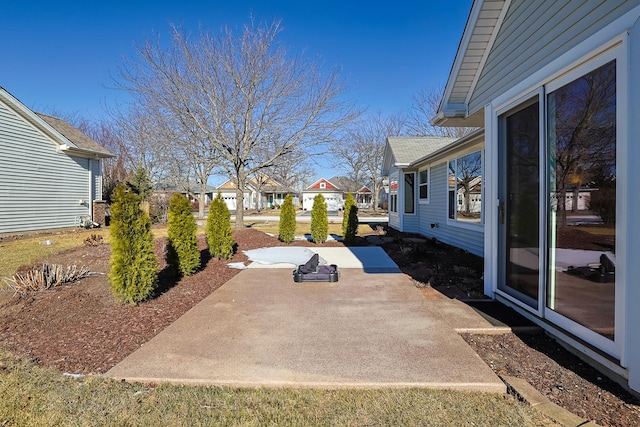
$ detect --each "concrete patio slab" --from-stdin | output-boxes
[107,253,505,393]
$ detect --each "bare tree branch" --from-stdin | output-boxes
[115,20,357,226]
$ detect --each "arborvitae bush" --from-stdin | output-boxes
[109,185,159,304]
[310,193,328,244]
[278,194,296,243]
[206,193,235,259]
[167,193,201,276]
[342,192,359,245]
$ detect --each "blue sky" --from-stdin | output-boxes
[1,0,472,179]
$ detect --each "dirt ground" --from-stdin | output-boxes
[0,227,638,426]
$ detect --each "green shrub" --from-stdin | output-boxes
[278,194,297,243]
[206,193,235,259]
[342,193,359,245]
[310,194,328,244]
[167,193,201,276]
[109,185,159,305]
[127,165,153,200]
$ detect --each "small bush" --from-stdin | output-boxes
[342,193,358,245]
[206,193,235,260]
[84,234,103,246]
[310,194,328,244]
[167,193,201,276]
[278,194,296,243]
[109,185,159,305]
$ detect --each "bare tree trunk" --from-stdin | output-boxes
[235,186,245,228]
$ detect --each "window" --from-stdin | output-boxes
[389,174,398,213]
[404,172,415,214]
[320,182,326,189]
[447,151,482,224]
[418,169,429,202]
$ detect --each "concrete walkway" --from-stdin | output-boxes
[106,247,505,393]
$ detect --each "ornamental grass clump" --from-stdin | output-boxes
[166,193,201,276]
[310,194,328,244]
[206,193,235,260]
[342,192,359,245]
[278,194,297,243]
[109,185,158,305]
[4,263,90,296]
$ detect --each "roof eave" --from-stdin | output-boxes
[410,128,485,168]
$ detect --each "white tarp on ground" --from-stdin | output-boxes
[243,247,327,266]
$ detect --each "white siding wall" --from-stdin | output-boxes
[418,162,484,257]
[0,102,91,234]
[470,0,638,114]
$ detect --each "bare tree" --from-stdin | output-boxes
[116,21,356,227]
[407,86,476,138]
[335,113,406,211]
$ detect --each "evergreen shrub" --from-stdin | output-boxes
[109,185,158,304]
[206,193,235,259]
[342,193,359,245]
[167,193,201,276]
[310,194,328,244]
[278,194,296,243]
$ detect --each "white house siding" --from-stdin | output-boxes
[0,102,92,234]
[469,0,637,115]
[302,191,343,211]
[417,162,484,257]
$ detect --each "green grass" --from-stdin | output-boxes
[0,349,554,427]
[0,229,111,279]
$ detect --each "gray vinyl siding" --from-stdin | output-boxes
[417,162,484,257]
[0,101,92,234]
[469,0,639,115]
[90,159,103,201]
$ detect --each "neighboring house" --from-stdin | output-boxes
[355,185,374,209]
[216,177,298,211]
[188,185,217,206]
[302,178,344,211]
[252,176,299,209]
[216,179,257,211]
[0,87,113,234]
[382,134,484,256]
[378,178,389,209]
[433,0,640,394]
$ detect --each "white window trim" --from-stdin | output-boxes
[445,149,485,231]
[418,167,430,205]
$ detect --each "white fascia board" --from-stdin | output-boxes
[437,0,485,116]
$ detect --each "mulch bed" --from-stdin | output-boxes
[0,227,638,426]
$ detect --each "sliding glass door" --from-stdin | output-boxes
[546,60,617,342]
[498,56,618,355]
[498,99,541,308]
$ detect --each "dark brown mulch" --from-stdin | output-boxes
[0,226,638,426]
[463,333,640,427]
